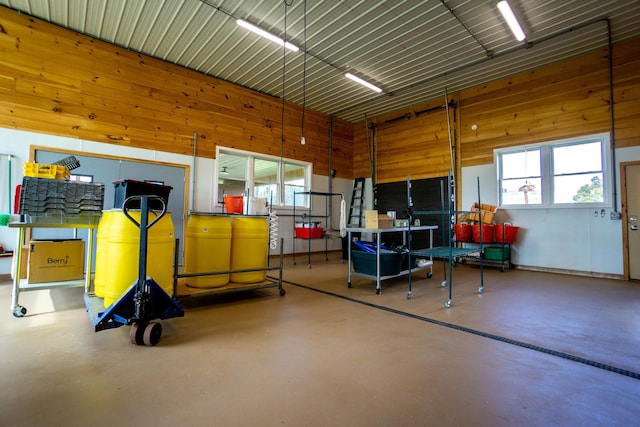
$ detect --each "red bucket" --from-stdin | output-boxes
[472,224,495,243]
[223,195,244,214]
[454,223,472,242]
[495,224,519,244]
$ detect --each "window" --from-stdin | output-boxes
[216,147,312,208]
[497,134,609,207]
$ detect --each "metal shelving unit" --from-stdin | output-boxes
[409,174,486,308]
[9,216,98,317]
[346,225,436,295]
[292,191,343,268]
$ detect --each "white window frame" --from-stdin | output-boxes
[214,146,312,209]
[495,133,610,209]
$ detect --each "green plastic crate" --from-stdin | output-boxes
[484,246,510,261]
[352,249,403,276]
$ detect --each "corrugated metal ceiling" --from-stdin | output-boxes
[1,0,638,123]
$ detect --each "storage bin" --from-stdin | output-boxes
[495,224,519,244]
[19,177,104,219]
[23,162,69,180]
[351,248,403,276]
[469,202,497,224]
[294,227,323,238]
[484,246,510,261]
[454,223,472,242]
[472,224,495,243]
[223,195,244,214]
[113,179,172,210]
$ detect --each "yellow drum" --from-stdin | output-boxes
[102,210,174,307]
[93,210,116,298]
[184,214,231,288]
[230,217,269,283]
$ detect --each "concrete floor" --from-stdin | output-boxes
[1,254,639,426]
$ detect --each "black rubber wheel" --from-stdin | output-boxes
[279,288,286,296]
[143,322,162,346]
[130,322,147,345]
[427,272,433,279]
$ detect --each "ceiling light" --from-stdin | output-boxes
[497,1,526,41]
[220,166,229,175]
[345,73,382,93]
[237,19,299,52]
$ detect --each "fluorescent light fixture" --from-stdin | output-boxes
[497,1,526,41]
[345,73,382,93]
[237,19,299,52]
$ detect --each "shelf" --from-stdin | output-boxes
[292,191,344,267]
[346,226,437,295]
[14,278,86,291]
[9,221,97,317]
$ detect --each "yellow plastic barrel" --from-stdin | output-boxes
[184,214,232,288]
[230,217,269,283]
[102,210,174,307]
[93,210,116,298]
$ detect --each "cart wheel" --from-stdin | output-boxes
[440,280,447,287]
[307,264,312,269]
[12,305,27,318]
[406,292,412,299]
[130,322,145,345]
[279,287,286,296]
[477,286,484,294]
[376,288,381,295]
[444,299,451,308]
[143,322,162,346]
[427,272,433,278]
[500,267,505,272]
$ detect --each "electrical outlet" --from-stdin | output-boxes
[610,211,622,220]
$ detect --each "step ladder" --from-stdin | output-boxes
[342,177,365,259]
[348,177,366,228]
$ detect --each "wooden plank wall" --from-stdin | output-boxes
[0,7,352,178]
[0,6,638,185]
[352,37,640,183]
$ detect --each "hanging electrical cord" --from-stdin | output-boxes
[272,0,294,249]
[300,0,307,145]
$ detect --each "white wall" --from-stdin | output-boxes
[0,127,352,275]
[460,144,640,276]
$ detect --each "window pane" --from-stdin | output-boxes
[501,178,542,205]
[502,149,540,179]
[554,173,603,203]
[254,158,279,204]
[553,142,602,174]
[284,162,306,206]
[218,153,246,203]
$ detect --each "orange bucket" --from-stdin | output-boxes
[495,224,519,244]
[472,224,495,243]
[223,195,244,214]
[454,223,472,242]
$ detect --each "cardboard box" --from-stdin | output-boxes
[10,246,29,280]
[365,210,394,229]
[28,240,85,284]
[469,202,497,224]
